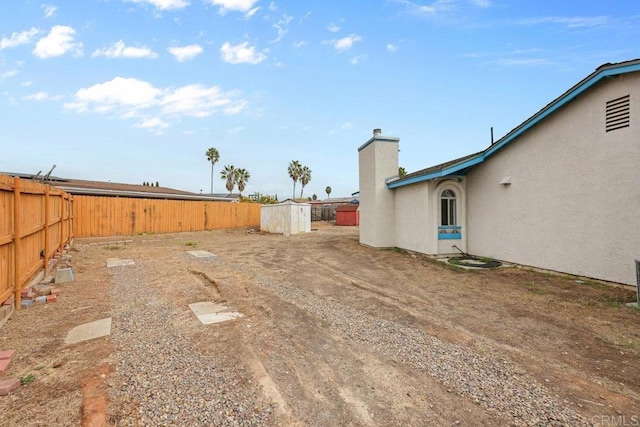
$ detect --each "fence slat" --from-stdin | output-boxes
[0,175,73,309]
[72,196,260,237]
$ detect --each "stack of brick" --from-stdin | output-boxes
[19,284,61,308]
[0,350,19,396]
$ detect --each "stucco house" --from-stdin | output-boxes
[358,59,640,286]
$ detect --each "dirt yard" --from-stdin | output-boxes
[1,222,639,426]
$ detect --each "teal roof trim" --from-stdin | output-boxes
[387,59,640,190]
[387,153,483,188]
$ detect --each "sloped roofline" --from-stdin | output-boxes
[388,58,640,189]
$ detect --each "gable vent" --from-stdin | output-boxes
[606,94,630,132]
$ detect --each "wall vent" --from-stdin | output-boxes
[605,94,630,132]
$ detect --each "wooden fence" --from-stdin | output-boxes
[73,196,261,237]
[0,175,73,309]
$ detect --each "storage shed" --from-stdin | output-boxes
[335,204,359,226]
[260,200,311,236]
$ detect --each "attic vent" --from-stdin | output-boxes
[605,94,630,132]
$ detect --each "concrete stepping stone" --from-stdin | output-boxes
[106,258,135,268]
[188,302,243,325]
[65,318,112,345]
[187,250,217,258]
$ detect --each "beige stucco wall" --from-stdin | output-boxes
[394,182,432,253]
[393,178,468,255]
[358,135,399,248]
[467,73,640,285]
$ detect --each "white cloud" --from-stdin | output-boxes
[1,70,19,79]
[65,77,247,125]
[469,0,490,7]
[495,58,552,67]
[92,40,158,59]
[161,84,233,117]
[245,7,260,18]
[0,28,40,50]
[386,43,398,52]
[41,4,58,18]
[349,55,367,65]
[271,14,292,43]
[220,41,266,64]
[268,2,277,12]
[327,24,341,33]
[137,117,169,133]
[394,0,456,16]
[64,77,161,113]
[333,34,362,52]
[329,122,354,134]
[226,126,245,134]
[292,40,306,48]
[206,0,259,14]
[125,0,189,11]
[23,91,63,101]
[20,81,33,87]
[33,26,83,58]
[517,16,610,28]
[167,44,203,62]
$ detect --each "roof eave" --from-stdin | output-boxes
[387,154,483,189]
[387,59,640,190]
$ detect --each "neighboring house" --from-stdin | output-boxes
[3,172,240,201]
[358,59,640,286]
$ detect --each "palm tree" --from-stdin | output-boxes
[220,165,236,195]
[288,160,302,199]
[206,147,220,194]
[234,168,250,196]
[299,165,311,198]
[325,186,331,199]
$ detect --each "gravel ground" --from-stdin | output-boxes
[234,266,591,427]
[105,242,594,426]
[106,261,274,426]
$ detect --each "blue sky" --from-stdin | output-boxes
[1,0,639,199]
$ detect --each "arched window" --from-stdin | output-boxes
[441,189,457,226]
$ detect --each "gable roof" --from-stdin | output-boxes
[388,58,640,189]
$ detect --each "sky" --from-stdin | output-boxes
[1,0,639,199]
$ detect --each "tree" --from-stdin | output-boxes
[399,167,407,177]
[234,168,250,196]
[288,160,302,199]
[325,186,332,199]
[220,165,236,195]
[312,194,317,200]
[206,147,220,194]
[299,165,311,198]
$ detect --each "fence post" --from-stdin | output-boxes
[44,185,50,273]
[58,191,67,253]
[13,177,21,311]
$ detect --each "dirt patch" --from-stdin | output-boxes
[0,223,638,425]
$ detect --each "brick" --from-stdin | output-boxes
[47,295,57,303]
[0,358,12,376]
[0,378,19,396]
[20,300,33,308]
[51,288,62,296]
[2,296,14,306]
[0,350,16,361]
[35,296,47,304]
[32,284,53,296]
